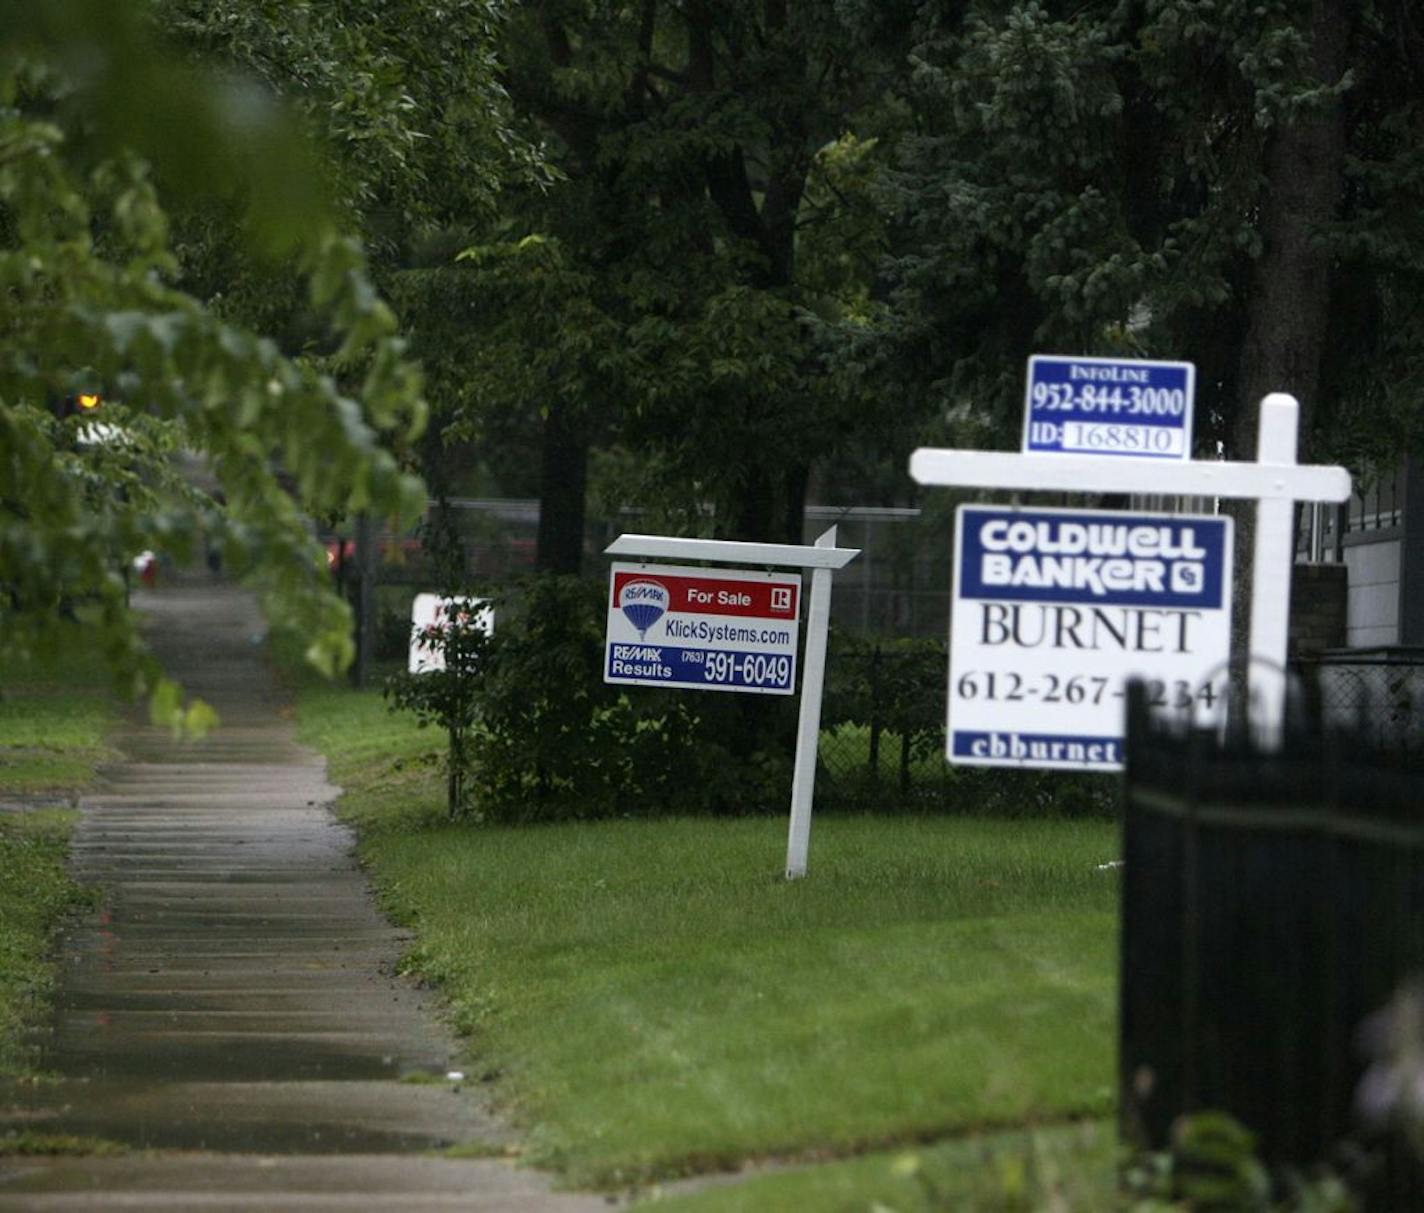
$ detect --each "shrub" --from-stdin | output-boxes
[467,575,794,823]
[383,599,493,819]
[374,603,414,661]
[822,630,948,792]
[820,630,1117,818]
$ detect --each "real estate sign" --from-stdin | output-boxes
[604,563,801,695]
[1024,355,1195,461]
[948,505,1233,770]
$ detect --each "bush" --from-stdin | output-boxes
[467,575,794,823]
[375,604,414,661]
[820,631,1117,818]
[821,631,948,793]
[896,1114,1354,1212]
[384,598,494,818]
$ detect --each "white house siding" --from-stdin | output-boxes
[1344,537,1401,647]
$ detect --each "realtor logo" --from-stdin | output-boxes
[1170,563,1204,594]
[618,580,670,639]
[770,586,793,614]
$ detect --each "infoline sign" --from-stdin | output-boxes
[605,563,801,695]
[1024,355,1195,460]
[948,506,1232,770]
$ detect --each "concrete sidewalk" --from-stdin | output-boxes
[0,580,608,1211]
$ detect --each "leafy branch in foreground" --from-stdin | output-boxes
[0,1,428,717]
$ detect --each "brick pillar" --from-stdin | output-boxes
[1289,563,1347,657]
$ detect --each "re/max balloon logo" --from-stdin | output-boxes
[619,580,669,638]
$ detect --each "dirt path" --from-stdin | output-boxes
[0,580,608,1211]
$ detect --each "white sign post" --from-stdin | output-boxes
[913,393,1352,752]
[786,528,838,878]
[604,530,859,878]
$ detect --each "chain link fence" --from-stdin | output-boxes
[1299,650,1424,752]
[319,498,960,657]
[817,639,950,809]
[321,501,1424,817]
[814,646,1424,815]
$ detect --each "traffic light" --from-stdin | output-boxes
[52,395,103,424]
[54,391,104,419]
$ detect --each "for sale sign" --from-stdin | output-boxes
[605,563,801,695]
[948,506,1232,770]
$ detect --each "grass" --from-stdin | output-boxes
[0,646,113,1077]
[284,661,1122,1192]
[0,1131,126,1157]
[0,811,90,1078]
[631,1121,1117,1211]
[282,656,443,828]
[361,816,1118,1188]
[0,647,118,796]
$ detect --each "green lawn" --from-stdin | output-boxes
[286,665,1122,1191]
[0,811,88,1078]
[0,648,110,1078]
[633,1121,1117,1212]
[0,648,118,796]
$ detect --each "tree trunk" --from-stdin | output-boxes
[536,401,589,575]
[1234,1,1350,464]
[732,464,777,543]
[783,462,809,546]
[1229,0,1350,673]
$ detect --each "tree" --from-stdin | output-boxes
[416,1,908,572]
[877,1,1424,472]
[1,1,429,717]
[151,0,548,634]
[873,1,1424,668]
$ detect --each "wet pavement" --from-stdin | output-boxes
[0,580,608,1211]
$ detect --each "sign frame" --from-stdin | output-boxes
[603,529,859,878]
[914,392,1353,751]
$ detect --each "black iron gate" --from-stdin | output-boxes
[1120,681,1424,1206]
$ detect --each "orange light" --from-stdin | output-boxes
[76,393,102,411]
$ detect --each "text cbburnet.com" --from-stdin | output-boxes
[967,732,1123,766]
[663,618,792,646]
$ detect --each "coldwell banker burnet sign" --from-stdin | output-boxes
[605,563,802,695]
[949,506,1233,770]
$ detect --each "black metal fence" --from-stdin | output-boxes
[1120,680,1424,1206]
[813,640,1119,816]
[817,641,947,806]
